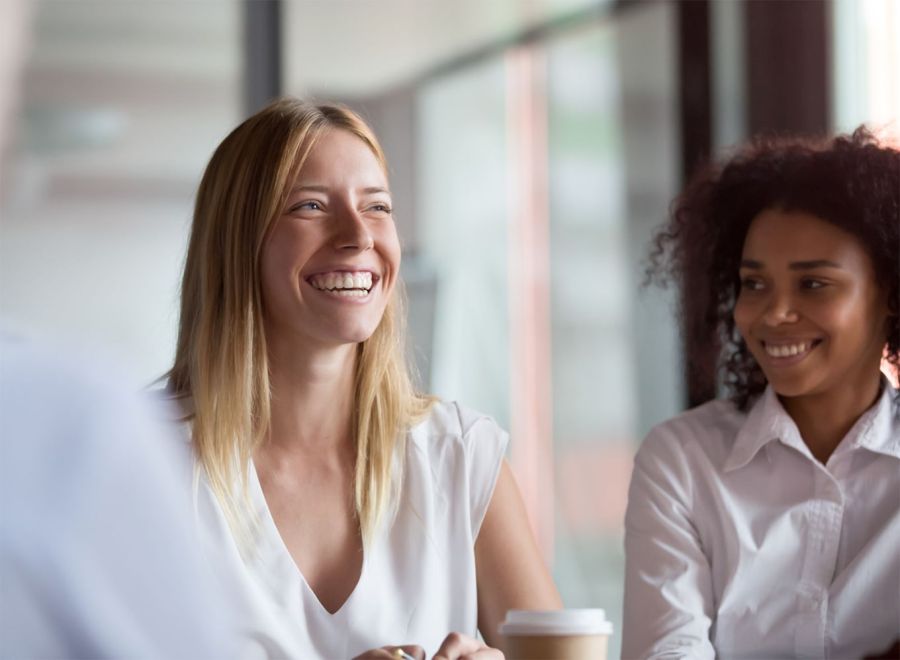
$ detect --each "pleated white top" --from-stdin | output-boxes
[183,400,508,659]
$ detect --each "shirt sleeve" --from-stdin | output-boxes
[622,423,717,660]
[461,413,510,539]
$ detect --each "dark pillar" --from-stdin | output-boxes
[745,0,830,136]
[243,0,282,116]
[677,0,717,407]
[678,0,713,185]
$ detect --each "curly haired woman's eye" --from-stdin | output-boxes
[800,278,827,290]
[740,277,764,291]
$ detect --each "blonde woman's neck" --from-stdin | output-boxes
[264,337,357,456]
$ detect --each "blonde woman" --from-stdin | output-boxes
[165,98,560,659]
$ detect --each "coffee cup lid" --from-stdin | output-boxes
[498,609,614,636]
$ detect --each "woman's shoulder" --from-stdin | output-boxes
[407,399,509,463]
[636,397,747,468]
[410,399,506,441]
[404,399,509,532]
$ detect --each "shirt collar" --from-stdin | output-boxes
[724,387,799,472]
[724,379,900,472]
[841,380,900,459]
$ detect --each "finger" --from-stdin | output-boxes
[456,652,503,660]
[353,647,419,660]
[459,650,504,660]
[395,645,426,660]
[432,632,492,660]
[351,650,394,660]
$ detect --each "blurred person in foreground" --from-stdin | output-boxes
[1,0,235,657]
[0,339,236,658]
[162,97,561,659]
[623,128,900,659]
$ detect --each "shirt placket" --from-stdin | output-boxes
[794,466,845,658]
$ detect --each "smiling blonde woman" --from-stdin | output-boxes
[165,98,560,659]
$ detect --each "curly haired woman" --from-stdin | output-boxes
[623,128,899,659]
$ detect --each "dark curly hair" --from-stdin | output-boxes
[648,127,900,410]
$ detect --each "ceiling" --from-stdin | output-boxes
[28,0,608,97]
[10,0,606,202]
[283,0,607,96]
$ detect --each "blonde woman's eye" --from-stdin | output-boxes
[370,203,392,214]
[292,200,322,212]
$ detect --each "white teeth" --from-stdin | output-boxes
[310,271,373,293]
[765,341,813,358]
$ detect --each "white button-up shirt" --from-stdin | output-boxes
[623,382,900,659]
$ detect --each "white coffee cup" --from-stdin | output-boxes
[498,609,614,659]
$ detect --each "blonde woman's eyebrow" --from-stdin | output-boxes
[289,184,328,194]
[287,185,390,195]
[360,186,390,195]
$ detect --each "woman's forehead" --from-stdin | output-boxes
[291,128,387,182]
[741,208,873,270]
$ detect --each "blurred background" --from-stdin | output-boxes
[1,1,897,657]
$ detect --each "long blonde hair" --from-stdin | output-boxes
[167,98,433,544]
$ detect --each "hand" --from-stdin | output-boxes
[352,645,426,660]
[432,632,504,660]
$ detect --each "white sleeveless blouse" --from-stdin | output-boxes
[189,400,508,659]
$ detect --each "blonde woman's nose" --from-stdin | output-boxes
[332,208,374,251]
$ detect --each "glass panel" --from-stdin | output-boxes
[414,7,681,658]
[416,58,512,429]
[545,5,680,658]
[1,1,242,385]
[832,0,900,135]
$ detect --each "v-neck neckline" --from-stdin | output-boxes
[248,459,366,618]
